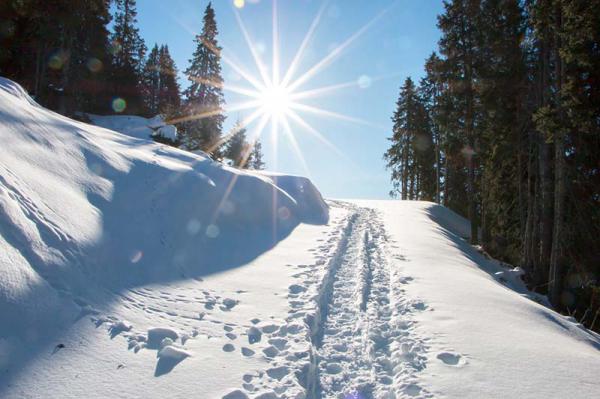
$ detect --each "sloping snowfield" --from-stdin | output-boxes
[1,78,599,398]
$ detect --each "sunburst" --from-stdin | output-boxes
[171,0,397,169]
[170,0,398,229]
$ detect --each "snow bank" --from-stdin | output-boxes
[259,172,329,225]
[87,114,178,141]
[365,200,600,399]
[0,78,328,346]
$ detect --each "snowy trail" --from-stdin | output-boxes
[303,204,430,399]
[313,205,430,399]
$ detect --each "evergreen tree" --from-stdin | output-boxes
[141,44,181,117]
[386,0,600,332]
[110,0,146,114]
[181,2,225,157]
[157,45,181,117]
[142,44,160,115]
[223,121,249,167]
[0,0,112,114]
[418,53,444,203]
[385,77,435,200]
[437,0,484,244]
[248,140,265,170]
[477,0,526,263]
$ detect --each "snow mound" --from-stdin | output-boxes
[0,78,328,345]
[259,172,329,225]
[157,344,190,360]
[87,114,178,141]
[147,327,179,348]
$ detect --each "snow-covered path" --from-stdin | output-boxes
[313,204,428,398]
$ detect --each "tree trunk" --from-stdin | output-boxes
[549,6,565,306]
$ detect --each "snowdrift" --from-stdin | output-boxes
[87,114,178,142]
[0,77,328,340]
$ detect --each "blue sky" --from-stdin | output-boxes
[136,0,444,199]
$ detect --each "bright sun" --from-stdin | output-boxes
[259,85,292,117]
[173,1,392,170]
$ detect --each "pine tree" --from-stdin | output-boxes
[110,0,146,114]
[418,53,444,203]
[142,44,160,115]
[437,0,483,243]
[157,45,181,117]
[0,0,112,114]
[248,140,265,170]
[223,122,249,167]
[385,77,435,200]
[181,2,225,157]
[477,0,526,263]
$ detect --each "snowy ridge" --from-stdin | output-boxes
[0,77,328,375]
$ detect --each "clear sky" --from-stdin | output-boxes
[136,0,444,199]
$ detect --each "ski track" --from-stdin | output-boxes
[90,201,433,398]
[241,201,432,399]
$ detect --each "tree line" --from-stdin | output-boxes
[0,0,263,169]
[385,0,599,332]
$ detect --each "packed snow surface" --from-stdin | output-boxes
[1,77,599,398]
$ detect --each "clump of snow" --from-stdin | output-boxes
[109,320,132,336]
[157,344,190,360]
[147,327,179,349]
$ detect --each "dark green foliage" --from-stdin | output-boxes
[385,77,436,201]
[223,121,265,170]
[180,2,225,157]
[142,44,181,117]
[0,0,113,114]
[388,0,600,332]
[248,140,265,170]
[223,122,250,167]
[110,0,147,115]
[157,45,181,117]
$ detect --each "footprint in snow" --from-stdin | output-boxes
[266,366,289,381]
[221,298,239,311]
[241,347,255,357]
[437,352,466,366]
[404,383,423,397]
[260,324,279,334]
[223,343,235,352]
[247,326,262,344]
[222,389,249,399]
[262,345,278,358]
[288,284,306,295]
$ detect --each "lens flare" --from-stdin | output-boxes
[112,98,127,113]
[87,58,103,73]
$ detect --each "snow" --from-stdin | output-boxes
[87,114,178,141]
[1,77,599,398]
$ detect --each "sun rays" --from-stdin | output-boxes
[166,0,399,232]
[170,0,397,172]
